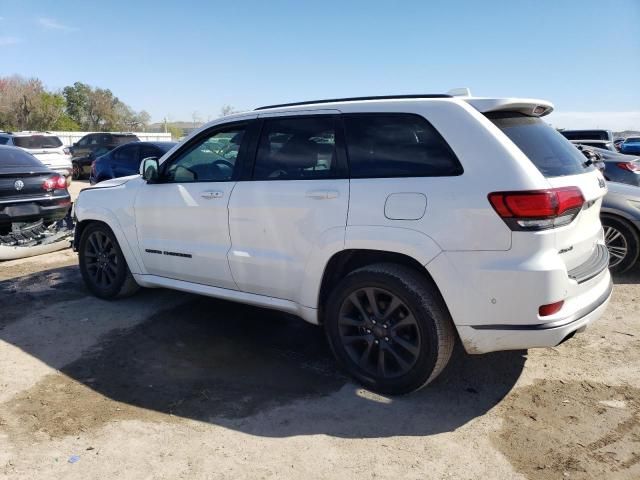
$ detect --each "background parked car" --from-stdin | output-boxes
[90,141,176,184]
[601,181,640,273]
[560,129,616,151]
[578,145,640,186]
[0,131,72,184]
[614,138,626,151]
[620,137,640,155]
[70,132,140,179]
[0,145,71,253]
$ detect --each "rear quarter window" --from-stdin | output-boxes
[344,114,462,178]
[488,113,595,178]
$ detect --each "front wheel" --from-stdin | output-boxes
[602,215,640,274]
[79,223,140,299]
[324,263,455,395]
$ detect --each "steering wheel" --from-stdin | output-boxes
[213,159,234,169]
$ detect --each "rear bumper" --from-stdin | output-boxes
[457,271,612,354]
[0,196,71,227]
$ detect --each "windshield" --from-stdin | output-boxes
[488,113,595,178]
[625,137,640,143]
[13,135,63,149]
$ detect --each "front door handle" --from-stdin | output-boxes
[201,191,224,199]
[305,189,339,200]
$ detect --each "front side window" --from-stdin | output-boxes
[253,117,338,180]
[163,126,245,183]
[344,114,462,178]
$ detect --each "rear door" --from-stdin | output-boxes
[227,113,349,301]
[488,114,607,271]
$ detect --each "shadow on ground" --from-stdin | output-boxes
[1,265,526,439]
[612,267,640,285]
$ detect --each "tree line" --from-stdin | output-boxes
[0,75,150,132]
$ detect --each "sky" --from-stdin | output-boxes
[1,0,639,130]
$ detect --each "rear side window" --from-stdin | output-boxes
[0,137,8,145]
[113,144,139,167]
[13,135,63,149]
[344,114,462,178]
[253,117,338,180]
[112,135,139,146]
[489,113,594,178]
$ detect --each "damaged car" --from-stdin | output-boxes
[0,145,73,260]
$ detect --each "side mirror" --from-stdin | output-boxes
[72,142,78,148]
[140,157,159,183]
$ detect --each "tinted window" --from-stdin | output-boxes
[113,145,139,167]
[344,114,462,178]
[164,127,245,183]
[13,135,63,149]
[112,135,139,145]
[77,136,89,146]
[253,117,337,180]
[0,137,8,145]
[0,147,44,167]
[489,113,594,177]
[561,130,610,141]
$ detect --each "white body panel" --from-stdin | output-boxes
[73,95,612,354]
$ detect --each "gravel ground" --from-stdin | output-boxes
[0,239,638,479]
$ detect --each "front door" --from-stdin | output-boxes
[134,121,252,289]
[228,114,349,301]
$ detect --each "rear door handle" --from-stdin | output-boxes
[201,191,224,199]
[305,189,339,200]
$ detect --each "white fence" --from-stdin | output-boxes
[49,131,172,146]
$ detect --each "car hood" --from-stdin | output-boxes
[89,174,139,189]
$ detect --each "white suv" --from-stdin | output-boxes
[0,131,73,183]
[73,93,612,394]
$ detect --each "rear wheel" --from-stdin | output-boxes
[324,263,455,395]
[602,215,640,274]
[79,223,139,299]
[72,162,82,180]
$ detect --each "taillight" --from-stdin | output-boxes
[488,187,585,231]
[42,175,67,191]
[616,162,640,172]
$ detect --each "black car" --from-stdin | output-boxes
[70,132,140,179]
[577,145,640,186]
[90,141,176,184]
[560,129,616,151]
[0,145,71,245]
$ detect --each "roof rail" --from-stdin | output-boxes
[255,94,452,111]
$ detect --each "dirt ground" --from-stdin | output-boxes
[0,202,639,478]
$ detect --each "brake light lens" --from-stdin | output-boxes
[488,187,585,231]
[616,162,640,172]
[539,300,564,317]
[42,175,67,191]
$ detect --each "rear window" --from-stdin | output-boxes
[111,135,139,146]
[344,114,462,178]
[488,114,595,178]
[560,130,610,141]
[0,137,9,145]
[0,148,45,167]
[13,135,63,149]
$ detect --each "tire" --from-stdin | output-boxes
[324,263,456,395]
[72,162,82,180]
[602,215,640,274]
[79,222,140,299]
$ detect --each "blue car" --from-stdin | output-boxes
[621,137,640,155]
[90,141,176,184]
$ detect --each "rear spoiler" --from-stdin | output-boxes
[463,97,554,117]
